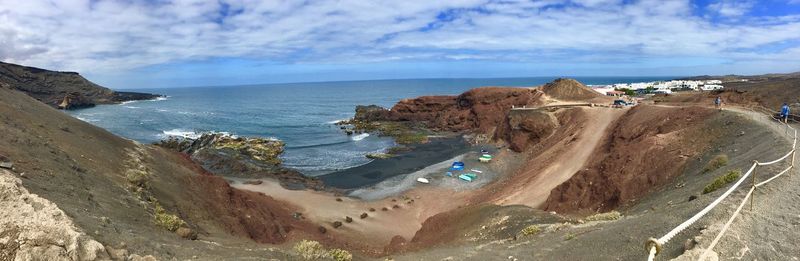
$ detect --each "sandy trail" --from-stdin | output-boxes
[232,179,469,246]
[493,107,627,207]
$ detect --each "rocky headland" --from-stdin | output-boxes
[157,133,325,190]
[341,78,609,153]
[0,61,161,109]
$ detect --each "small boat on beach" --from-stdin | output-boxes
[451,161,465,170]
[416,177,430,184]
[458,173,477,182]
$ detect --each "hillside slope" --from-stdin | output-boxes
[0,86,322,260]
[0,62,160,109]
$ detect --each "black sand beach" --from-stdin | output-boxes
[320,137,472,189]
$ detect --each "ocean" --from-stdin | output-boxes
[68,77,675,176]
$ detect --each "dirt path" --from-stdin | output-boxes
[683,107,800,260]
[493,107,627,207]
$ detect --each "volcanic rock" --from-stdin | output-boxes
[157,133,324,190]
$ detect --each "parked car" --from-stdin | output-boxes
[612,99,630,108]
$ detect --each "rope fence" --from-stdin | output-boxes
[645,106,797,261]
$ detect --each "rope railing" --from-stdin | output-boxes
[645,107,797,260]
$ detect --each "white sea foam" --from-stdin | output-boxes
[159,129,253,140]
[156,109,169,112]
[351,133,369,141]
[120,100,138,105]
[148,96,168,101]
[124,106,140,109]
[327,118,350,124]
[161,129,202,139]
[75,116,99,122]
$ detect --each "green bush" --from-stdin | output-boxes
[520,225,542,237]
[395,132,428,144]
[154,203,186,232]
[365,153,394,159]
[585,211,622,221]
[702,154,729,173]
[703,169,741,194]
[293,240,328,260]
[328,248,353,261]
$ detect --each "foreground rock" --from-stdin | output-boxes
[0,170,110,260]
[157,133,324,190]
[0,61,161,109]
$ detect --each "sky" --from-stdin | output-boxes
[1,0,800,89]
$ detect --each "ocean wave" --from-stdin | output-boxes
[75,116,99,122]
[286,140,351,149]
[351,133,369,141]
[124,106,140,109]
[151,96,169,101]
[120,100,138,105]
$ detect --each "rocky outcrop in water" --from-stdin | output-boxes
[158,133,324,190]
[0,61,161,109]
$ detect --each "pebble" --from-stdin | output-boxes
[0,162,13,169]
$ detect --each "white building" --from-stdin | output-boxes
[700,84,724,91]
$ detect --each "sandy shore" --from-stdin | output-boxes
[231,178,469,246]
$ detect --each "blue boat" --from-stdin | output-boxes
[450,161,465,171]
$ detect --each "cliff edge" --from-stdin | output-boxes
[0,61,161,109]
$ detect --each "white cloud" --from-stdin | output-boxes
[707,0,755,17]
[0,0,798,76]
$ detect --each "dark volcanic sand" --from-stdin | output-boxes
[320,137,471,189]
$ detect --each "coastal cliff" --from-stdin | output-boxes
[0,61,160,109]
[348,78,607,151]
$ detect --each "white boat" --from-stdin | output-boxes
[416,177,430,184]
[471,169,483,173]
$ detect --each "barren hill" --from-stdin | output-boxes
[0,61,160,109]
[539,78,604,101]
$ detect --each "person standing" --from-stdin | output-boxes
[781,103,790,123]
[714,96,723,110]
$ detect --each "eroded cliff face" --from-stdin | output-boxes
[543,106,720,213]
[389,87,548,133]
[496,109,560,152]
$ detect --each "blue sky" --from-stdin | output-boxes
[1,0,800,89]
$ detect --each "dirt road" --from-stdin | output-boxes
[494,107,627,207]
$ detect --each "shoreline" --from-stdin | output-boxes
[319,136,472,189]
